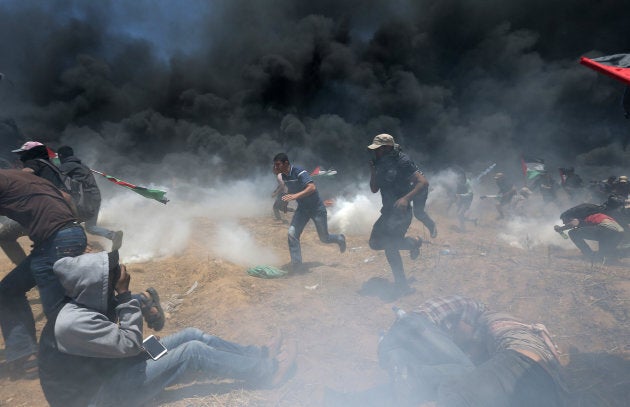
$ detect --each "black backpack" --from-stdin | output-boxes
[36,159,96,220]
[559,203,604,222]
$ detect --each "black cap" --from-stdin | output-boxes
[57,145,74,159]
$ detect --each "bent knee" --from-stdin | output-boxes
[181,327,204,338]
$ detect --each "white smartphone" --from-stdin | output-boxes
[143,335,168,360]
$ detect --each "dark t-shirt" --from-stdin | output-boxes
[374,151,419,209]
[281,165,323,209]
[0,170,76,243]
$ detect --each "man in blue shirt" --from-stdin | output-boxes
[368,134,425,297]
[273,153,346,270]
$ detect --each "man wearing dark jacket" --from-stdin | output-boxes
[57,146,123,251]
[0,169,87,377]
[368,134,425,297]
[39,251,297,406]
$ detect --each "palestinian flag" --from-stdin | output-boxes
[521,156,545,180]
[91,169,169,204]
[311,166,337,177]
[46,147,61,166]
[580,53,630,147]
[580,54,630,85]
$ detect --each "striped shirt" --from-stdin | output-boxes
[281,165,323,209]
[412,295,487,332]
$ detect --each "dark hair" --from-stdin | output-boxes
[273,153,289,163]
[57,145,74,159]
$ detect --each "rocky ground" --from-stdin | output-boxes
[0,201,628,406]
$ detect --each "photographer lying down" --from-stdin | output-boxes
[38,251,297,407]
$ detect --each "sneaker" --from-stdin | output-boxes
[430,226,438,239]
[139,288,165,331]
[338,234,346,253]
[8,353,38,381]
[111,230,124,251]
[410,237,422,260]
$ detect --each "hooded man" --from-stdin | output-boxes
[367,134,425,297]
[57,145,123,251]
[39,251,297,407]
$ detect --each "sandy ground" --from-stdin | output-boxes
[0,202,629,406]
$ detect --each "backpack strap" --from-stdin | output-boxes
[34,159,69,191]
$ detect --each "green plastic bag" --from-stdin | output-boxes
[246,265,288,279]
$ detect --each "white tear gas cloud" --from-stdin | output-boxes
[209,221,280,267]
[328,192,381,236]
[0,0,629,179]
[498,216,575,251]
[100,175,273,263]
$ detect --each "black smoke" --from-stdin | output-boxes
[0,0,629,183]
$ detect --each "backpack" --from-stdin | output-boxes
[35,159,96,220]
[559,203,604,222]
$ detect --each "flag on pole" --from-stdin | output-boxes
[580,53,630,148]
[310,166,337,177]
[520,156,545,180]
[580,54,630,85]
[91,169,169,204]
[472,163,496,184]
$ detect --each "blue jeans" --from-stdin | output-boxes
[437,350,563,407]
[288,204,342,264]
[0,225,86,362]
[84,207,115,240]
[89,328,275,406]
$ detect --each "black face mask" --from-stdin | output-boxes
[18,146,48,162]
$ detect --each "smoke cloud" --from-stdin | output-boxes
[0,0,628,184]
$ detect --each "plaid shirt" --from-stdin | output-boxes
[412,295,487,332]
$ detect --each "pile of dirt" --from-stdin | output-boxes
[0,207,628,406]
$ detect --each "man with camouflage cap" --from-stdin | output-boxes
[367,134,425,297]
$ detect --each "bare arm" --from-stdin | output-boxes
[283,182,316,202]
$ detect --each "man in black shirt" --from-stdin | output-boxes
[57,146,123,251]
[368,134,425,297]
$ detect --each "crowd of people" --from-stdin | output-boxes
[0,141,299,406]
[0,131,627,406]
